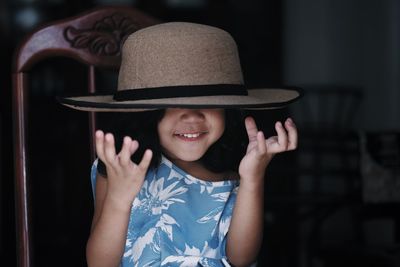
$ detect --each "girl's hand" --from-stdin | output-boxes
[95,130,153,209]
[238,117,297,184]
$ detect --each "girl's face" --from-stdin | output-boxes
[157,108,225,163]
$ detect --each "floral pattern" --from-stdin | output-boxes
[91,156,238,266]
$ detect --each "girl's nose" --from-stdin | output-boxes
[180,109,205,122]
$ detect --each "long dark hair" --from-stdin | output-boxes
[97,109,247,176]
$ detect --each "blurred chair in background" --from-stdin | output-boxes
[360,132,400,203]
[292,87,400,266]
[289,86,365,266]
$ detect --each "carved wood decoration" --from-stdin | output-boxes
[14,6,158,72]
[64,13,140,56]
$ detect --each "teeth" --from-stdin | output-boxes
[179,133,201,138]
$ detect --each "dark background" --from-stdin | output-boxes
[1,0,400,266]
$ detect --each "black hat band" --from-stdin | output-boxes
[113,84,248,101]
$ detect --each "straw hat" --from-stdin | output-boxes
[58,22,302,112]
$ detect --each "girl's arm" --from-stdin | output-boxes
[86,173,131,267]
[226,117,297,267]
[86,131,152,267]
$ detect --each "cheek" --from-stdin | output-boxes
[157,125,168,146]
[157,115,171,137]
[212,112,225,139]
[216,124,225,140]
[158,133,170,156]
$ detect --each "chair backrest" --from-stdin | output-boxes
[12,6,158,267]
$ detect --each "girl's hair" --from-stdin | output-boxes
[97,109,247,176]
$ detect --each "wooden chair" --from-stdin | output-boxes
[12,6,158,267]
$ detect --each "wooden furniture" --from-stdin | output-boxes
[12,6,158,267]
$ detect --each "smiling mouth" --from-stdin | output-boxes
[174,132,207,140]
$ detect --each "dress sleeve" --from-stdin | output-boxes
[90,159,98,201]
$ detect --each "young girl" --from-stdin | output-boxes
[59,22,301,267]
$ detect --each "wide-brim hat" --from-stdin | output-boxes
[58,22,302,112]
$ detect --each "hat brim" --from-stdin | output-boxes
[58,88,302,112]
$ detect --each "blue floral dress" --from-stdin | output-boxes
[91,156,239,267]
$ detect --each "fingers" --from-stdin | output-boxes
[95,130,121,167]
[264,118,298,154]
[95,131,135,166]
[95,130,151,170]
[104,133,117,163]
[245,116,259,142]
[119,136,138,166]
[95,130,106,161]
[285,118,298,150]
[138,149,153,170]
[257,131,267,155]
[275,121,288,151]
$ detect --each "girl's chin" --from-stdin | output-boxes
[163,152,204,163]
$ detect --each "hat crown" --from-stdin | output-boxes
[118,22,244,91]
[59,22,301,112]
